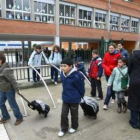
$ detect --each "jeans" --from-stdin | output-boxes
[104,75,115,105]
[33,69,40,82]
[129,111,140,129]
[0,89,23,120]
[61,103,79,132]
[90,78,103,99]
[116,91,126,105]
[51,66,59,82]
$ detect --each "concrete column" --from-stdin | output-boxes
[76,4,79,26]
[68,42,72,58]
[129,17,132,33]
[135,19,140,49]
[54,0,60,46]
[30,0,34,21]
[107,0,111,40]
[22,41,25,64]
[92,8,95,28]
[119,14,122,31]
[1,0,6,18]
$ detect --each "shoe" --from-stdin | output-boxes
[111,99,115,104]
[33,81,37,85]
[103,105,108,110]
[97,97,102,101]
[0,118,10,124]
[14,119,23,126]
[117,107,122,113]
[58,131,65,137]
[51,79,54,82]
[55,82,57,85]
[122,102,127,113]
[69,128,76,134]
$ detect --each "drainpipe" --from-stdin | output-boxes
[107,0,111,41]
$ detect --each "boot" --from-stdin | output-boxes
[123,102,127,113]
[117,104,122,113]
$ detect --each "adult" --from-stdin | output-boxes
[102,43,122,110]
[49,45,62,85]
[128,49,140,129]
[117,43,129,59]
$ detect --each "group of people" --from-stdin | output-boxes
[0,42,140,138]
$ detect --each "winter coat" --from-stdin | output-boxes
[76,62,86,74]
[0,63,19,92]
[102,50,122,76]
[89,56,103,78]
[28,50,49,68]
[128,50,140,111]
[49,52,62,66]
[120,48,129,59]
[61,68,85,103]
[108,65,129,92]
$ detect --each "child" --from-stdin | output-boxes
[76,57,86,74]
[0,53,23,125]
[49,45,62,85]
[108,57,128,113]
[58,57,85,137]
[28,45,49,84]
[89,50,103,100]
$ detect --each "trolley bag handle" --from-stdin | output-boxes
[17,92,30,104]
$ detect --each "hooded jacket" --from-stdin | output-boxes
[0,63,19,92]
[102,50,121,76]
[120,48,129,59]
[61,67,85,103]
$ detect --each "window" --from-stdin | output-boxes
[34,0,54,23]
[59,2,76,25]
[6,0,30,20]
[95,10,107,29]
[0,0,1,17]
[110,13,119,31]
[121,15,130,32]
[131,18,139,33]
[79,6,92,27]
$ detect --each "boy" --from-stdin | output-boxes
[89,50,103,100]
[28,45,49,84]
[58,58,85,137]
[0,53,23,125]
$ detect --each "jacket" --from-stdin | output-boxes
[102,50,121,76]
[108,66,129,92]
[89,56,103,78]
[0,63,19,92]
[76,62,86,74]
[49,52,62,66]
[120,48,129,59]
[28,50,49,68]
[128,50,140,111]
[61,67,85,103]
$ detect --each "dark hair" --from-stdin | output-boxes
[92,50,98,54]
[53,45,60,52]
[61,57,73,66]
[0,53,6,64]
[118,57,127,64]
[118,42,124,46]
[36,45,42,50]
[109,43,116,48]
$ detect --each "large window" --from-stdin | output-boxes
[131,18,139,33]
[6,0,31,20]
[121,15,130,32]
[59,2,76,25]
[0,0,2,17]
[34,0,54,23]
[79,6,92,27]
[110,13,119,31]
[95,10,107,29]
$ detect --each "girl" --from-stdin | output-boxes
[108,57,128,113]
[49,45,62,85]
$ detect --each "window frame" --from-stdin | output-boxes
[131,18,139,33]
[0,0,2,17]
[121,15,130,32]
[110,13,120,31]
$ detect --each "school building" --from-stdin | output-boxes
[0,0,140,54]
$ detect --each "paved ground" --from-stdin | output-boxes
[2,77,140,140]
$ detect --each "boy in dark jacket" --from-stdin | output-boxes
[58,58,85,137]
[89,50,103,100]
[0,53,23,125]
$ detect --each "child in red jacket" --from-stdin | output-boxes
[89,50,103,100]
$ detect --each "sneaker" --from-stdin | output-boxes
[97,97,102,101]
[111,99,115,104]
[0,118,10,124]
[69,128,76,134]
[103,105,108,110]
[14,119,23,126]
[58,131,65,137]
[55,82,57,85]
[51,79,54,82]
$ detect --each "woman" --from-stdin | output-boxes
[128,49,140,129]
[49,45,62,85]
[102,43,121,110]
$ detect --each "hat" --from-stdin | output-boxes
[61,57,73,66]
[76,57,82,62]
[36,45,42,50]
